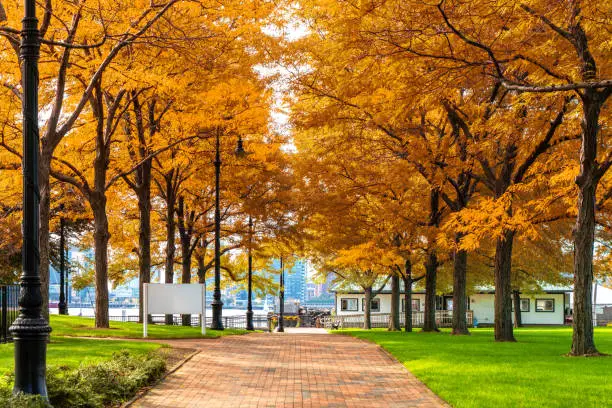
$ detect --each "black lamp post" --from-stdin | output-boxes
[211,126,224,330]
[275,256,285,333]
[10,0,52,396]
[211,129,247,330]
[246,216,254,330]
[58,216,67,315]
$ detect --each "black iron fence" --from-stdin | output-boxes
[1,285,20,343]
[107,313,270,330]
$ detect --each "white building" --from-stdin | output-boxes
[333,285,572,326]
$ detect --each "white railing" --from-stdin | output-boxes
[321,310,474,329]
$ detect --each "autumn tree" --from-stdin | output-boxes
[0,0,183,319]
[361,0,611,354]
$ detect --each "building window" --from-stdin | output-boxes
[362,298,380,312]
[512,298,531,312]
[340,298,358,311]
[402,299,421,312]
[536,298,554,312]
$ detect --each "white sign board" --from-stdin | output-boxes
[143,283,206,337]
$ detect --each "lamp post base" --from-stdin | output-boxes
[58,302,67,315]
[211,300,224,330]
[246,310,254,331]
[10,316,52,396]
[274,325,284,333]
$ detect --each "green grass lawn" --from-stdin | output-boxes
[0,337,163,377]
[0,314,251,385]
[337,326,612,408]
[51,314,250,339]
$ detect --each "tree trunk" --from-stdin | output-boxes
[177,197,195,326]
[197,252,206,284]
[571,91,602,356]
[38,151,52,321]
[389,274,400,331]
[494,229,516,341]
[363,286,372,330]
[180,234,192,326]
[423,251,438,332]
[164,171,176,325]
[136,162,152,324]
[196,251,208,328]
[402,260,413,332]
[513,289,522,328]
[92,199,110,328]
[452,247,469,335]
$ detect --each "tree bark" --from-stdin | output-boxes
[180,234,191,326]
[136,166,151,324]
[452,246,469,335]
[571,90,602,356]
[38,150,52,321]
[90,83,112,329]
[126,94,160,324]
[197,252,207,284]
[164,170,177,325]
[422,250,438,332]
[178,197,194,327]
[513,289,522,328]
[389,274,400,331]
[363,286,372,330]
[402,259,413,332]
[494,229,516,341]
[92,198,110,328]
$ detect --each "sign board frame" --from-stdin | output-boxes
[143,283,206,338]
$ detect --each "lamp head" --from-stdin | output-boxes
[235,136,247,158]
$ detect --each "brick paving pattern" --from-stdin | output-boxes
[131,333,447,408]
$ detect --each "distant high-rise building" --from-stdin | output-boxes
[266,258,308,304]
[285,260,307,303]
[306,283,317,300]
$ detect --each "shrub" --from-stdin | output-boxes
[0,350,166,408]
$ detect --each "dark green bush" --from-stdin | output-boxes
[0,390,50,408]
[0,350,166,408]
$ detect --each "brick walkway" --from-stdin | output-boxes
[131,333,446,408]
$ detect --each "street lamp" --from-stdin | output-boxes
[211,125,224,330]
[275,256,285,333]
[246,216,254,330]
[58,215,68,315]
[211,128,248,331]
[234,136,254,330]
[10,0,52,396]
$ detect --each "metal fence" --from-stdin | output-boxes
[107,313,270,330]
[594,304,612,327]
[321,310,474,329]
[0,285,20,343]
